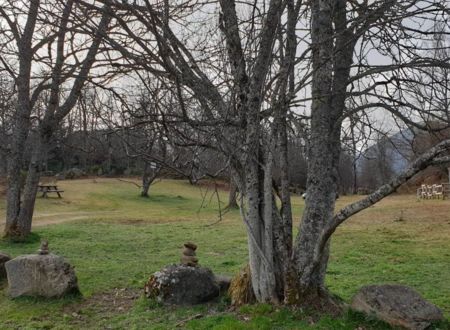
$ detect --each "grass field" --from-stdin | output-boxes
[0,178,449,329]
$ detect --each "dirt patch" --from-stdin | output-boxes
[64,288,140,321]
[0,211,121,232]
[115,219,147,225]
[112,218,186,225]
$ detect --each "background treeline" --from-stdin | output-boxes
[1,79,447,194]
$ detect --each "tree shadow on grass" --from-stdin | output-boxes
[1,232,41,244]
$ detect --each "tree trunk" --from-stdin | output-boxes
[240,115,290,303]
[227,177,238,208]
[275,104,293,298]
[289,0,353,310]
[15,135,47,237]
[141,163,152,197]
[240,122,281,303]
[4,163,23,237]
[292,128,340,295]
[4,97,33,238]
[141,162,160,197]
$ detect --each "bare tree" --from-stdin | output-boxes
[0,0,111,238]
[285,0,450,307]
[78,0,450,308]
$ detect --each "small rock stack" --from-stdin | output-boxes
[181,242,198,267]
[38,240,49,255]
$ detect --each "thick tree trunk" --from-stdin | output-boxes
[15,136,47,237]
[291,0,336,295]
[241,118,284,303]
[241,122,292,303]
[288,0,353,310]
[4,164,23,237]
[244,166,279,303]
[292,129,340,292]
[4,98,33,238]
[287,124,342,312]
[141,180,151,197]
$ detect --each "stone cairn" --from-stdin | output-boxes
[181,242,198,267]
[38,240,49,255]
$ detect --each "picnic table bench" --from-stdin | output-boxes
[38,184,64,198]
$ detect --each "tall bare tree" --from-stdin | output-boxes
[78,0,450,308]
[0,0,111,238]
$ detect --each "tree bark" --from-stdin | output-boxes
[141,162,159,197]
[15,135,47,237]
[290,0,354,308]
[3,0,40,238]
[227,177,238,208]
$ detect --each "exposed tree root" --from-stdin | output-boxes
[285,283,345,317]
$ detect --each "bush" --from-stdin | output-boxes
[88,165,103,176]
[64,168,86,180]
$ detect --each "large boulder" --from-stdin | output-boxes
[144,265,220,305]
[0,252,11,280]
[5,254,79,298]
[351,284,444,330]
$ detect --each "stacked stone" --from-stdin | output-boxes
[38,240,49,255]
[181,242,198,267]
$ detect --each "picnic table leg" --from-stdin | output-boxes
[57,191,62,198]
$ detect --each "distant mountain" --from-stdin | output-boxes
[357,126,450,189]
[358,128,414,175]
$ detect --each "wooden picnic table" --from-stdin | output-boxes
[38,184,64,198]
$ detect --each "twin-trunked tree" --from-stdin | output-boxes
[0,0,112,238]
[90,0,450,307]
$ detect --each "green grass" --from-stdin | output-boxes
[0,178,449,329]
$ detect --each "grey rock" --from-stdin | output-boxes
[5,254,79,298]
[0,252,11,280]
[351,284,444,330]
[144,264,219,305]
